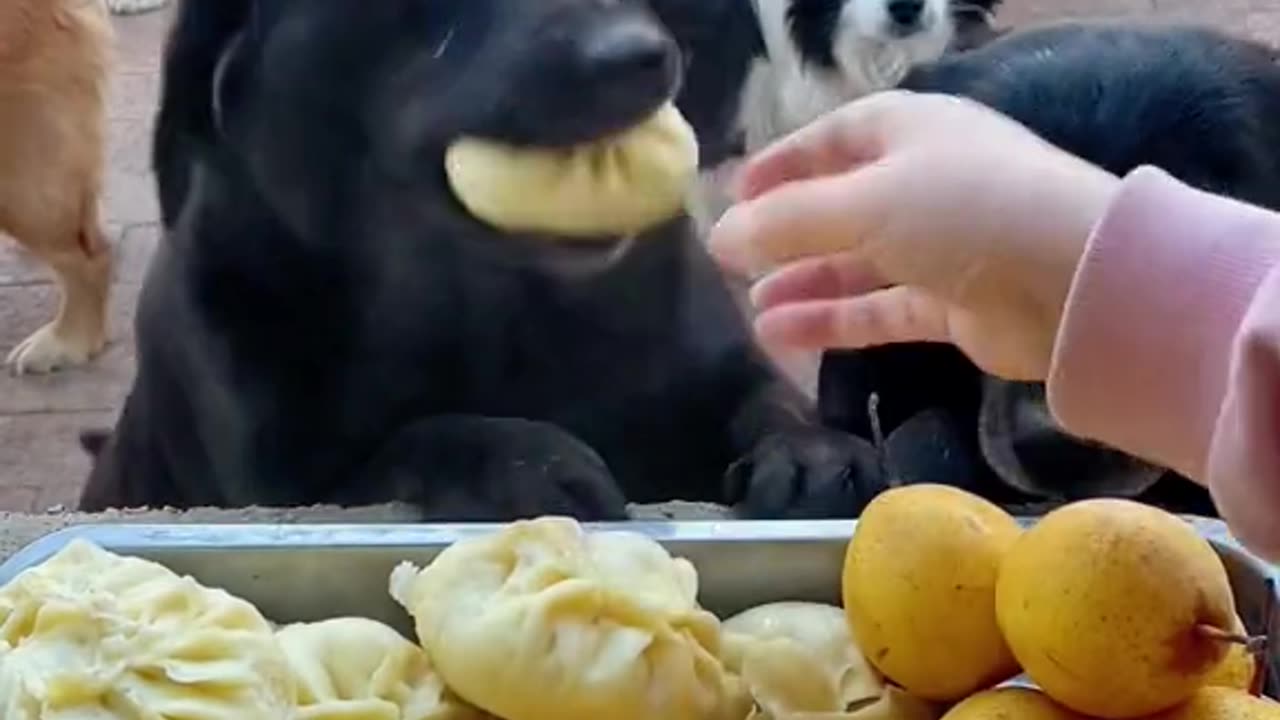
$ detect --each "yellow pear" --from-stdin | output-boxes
[996,499,1238,719]
[942,686,1094,720]
[842,484,1023,702]
[1145,688,1280,720]
[1204,616,1258,692]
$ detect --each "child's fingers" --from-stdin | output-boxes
[749,253,888,311]
[709,169,889,277]
[753,285,952,350]
[733,90,908,201]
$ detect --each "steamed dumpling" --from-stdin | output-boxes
[388,516,749,720]
[0,539,293,720]
[445,102,699,238]
[277,617,489,720]
[722,602,885,719]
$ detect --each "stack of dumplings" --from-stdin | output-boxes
[0,517,937,720]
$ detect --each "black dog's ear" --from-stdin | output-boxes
[207,0,293,140]
[151,0,258,227]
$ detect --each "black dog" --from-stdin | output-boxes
[819,21,1280,514]
[82,0,886,519]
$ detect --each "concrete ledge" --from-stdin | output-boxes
[0,501,734,561]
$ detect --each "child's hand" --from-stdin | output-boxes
[708,90,1121,381]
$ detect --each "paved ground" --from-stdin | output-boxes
[1,0,1278,512]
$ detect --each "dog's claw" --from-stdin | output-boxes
[6,323,104,376]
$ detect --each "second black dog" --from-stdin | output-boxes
[820,21,1280,514]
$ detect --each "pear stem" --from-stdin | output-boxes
[1195,624,1269,653]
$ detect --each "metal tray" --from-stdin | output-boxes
[1,518,1276,696]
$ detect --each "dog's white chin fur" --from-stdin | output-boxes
[104,0,169,15]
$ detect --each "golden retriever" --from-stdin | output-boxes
[0,0,114,375]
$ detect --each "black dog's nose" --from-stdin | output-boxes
[887,0,925,27]
[580,18,678,88]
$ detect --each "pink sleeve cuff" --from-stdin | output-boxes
[1047,165,1280,480]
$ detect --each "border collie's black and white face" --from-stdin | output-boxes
[786,0,955,86]
[678,0,1002,236]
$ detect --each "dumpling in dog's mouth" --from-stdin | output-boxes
[445,102,699,239]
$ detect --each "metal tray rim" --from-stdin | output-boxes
[1,516,1272,584]
[0,519,858,581]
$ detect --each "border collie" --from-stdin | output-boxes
[654,0,1004,233]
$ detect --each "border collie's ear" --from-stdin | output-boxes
[949,0,1006,52]
[950,0,1003,22]
[151,0,256,227]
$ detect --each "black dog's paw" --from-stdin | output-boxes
[356,416,630,522]
[725,428,887,519]
[415,451,631,523]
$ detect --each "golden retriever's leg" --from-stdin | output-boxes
[6,223,112,375]
[0,0,115,374]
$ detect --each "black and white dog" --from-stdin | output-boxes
[80,0,889,520]
[819,21,1280,515]
[651,0,1004,232]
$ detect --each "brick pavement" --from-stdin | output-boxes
[1,1,1278,512]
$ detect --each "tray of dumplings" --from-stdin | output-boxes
[0,486,1276,719]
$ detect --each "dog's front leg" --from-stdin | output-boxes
[816,345,1000,499]
[339,415,630,522]
[722,378,887,519]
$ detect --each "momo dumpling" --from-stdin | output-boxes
[0,539,293,720]
[277,617,489,720]
[722,602,885,719]
[444,102,699,238]
[389,516,749,720]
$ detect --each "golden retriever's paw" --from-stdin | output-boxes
[104,0,169,15]
[6,325,105,376]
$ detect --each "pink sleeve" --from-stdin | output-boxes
[1046,165,1280,560]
